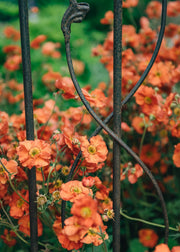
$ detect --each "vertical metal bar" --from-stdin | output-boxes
[113,0,122,251]
[18,1,38,251]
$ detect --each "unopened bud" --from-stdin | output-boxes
[37,195,47,206]
[149,114,155,120]
[52,190,61,201]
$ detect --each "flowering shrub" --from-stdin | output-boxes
[0,0,180,251]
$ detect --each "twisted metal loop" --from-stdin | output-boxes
[61,0,90,42]
[61,0,169,245]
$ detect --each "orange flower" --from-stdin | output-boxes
[122,25,139,48]
[18,214,43,237]
[30,6,39,13]
[55,77,76,99]
[0,111,9,136]
[98,197,113,214]
[60,180,92,202]
[30,35,47,49]
[100,11,114,25]
[81,88,108,108]
[71,195,101,227]
[167,1,180,17]
[128,164,143,184]
[146,1,162,19]
[82,176,95,188]
[79,160,105,174]
[57,230,83,250]
[3,26,20,41]
[62,216,88,242]
[139,229,158,248]
[165,23,179,38]
[123,0,139,8]
[17,139,51,169]
[81,135,108,164]
[154,243,170,252]
[53,216,62,236]
[171,120,180,138]
[172,246,180,252]
[72,59,85,76]
[140,144,161,167]
[132,116,149,134]
[121,122,131,132]
[134,86,158,115]
[81,225,108,246]
[9,190,29,219]
[34,99,57,124]
[173,143,180,167]
[42,71,62,91]
[4,55,22,71]
[54,216,84,250]
[1,229,16,247]
[0,183,8,199]
[0,158,18,184]
[42,42,61,58]
[3,45,21,55]
[140,17,150,30]
[148,62,175,88]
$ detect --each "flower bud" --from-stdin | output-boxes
[82,176,95,188]
[37,194,47,206]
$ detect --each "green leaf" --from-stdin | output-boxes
[128,239,146,252]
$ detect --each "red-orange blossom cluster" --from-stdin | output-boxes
[0,0,180,251]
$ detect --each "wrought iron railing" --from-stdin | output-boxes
[18,0,168,251]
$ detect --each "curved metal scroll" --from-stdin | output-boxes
[61,0,169,246]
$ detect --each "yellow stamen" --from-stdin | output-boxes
[81,207,92,218]
[144,96,152,105]
[88,145,96,155]
[29,147,41,158]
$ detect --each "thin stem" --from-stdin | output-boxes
[8,178,29,204]
[13,229,30,245]
[0,201,14,227]
[99,226,108,252]
[38,241,62,251]
[120,209,178,232]
[41,167,46,192]
[0,201,29,245]
[138,118,148,156]
[0,159,29,204]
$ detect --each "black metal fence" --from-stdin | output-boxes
[17,0,168,251]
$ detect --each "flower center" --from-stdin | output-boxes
[61,166,70,176]
[88,145,96,155]
[155,71,161,77]
[145,235,151,240]
[146,151,152,157]
[70,186,82,194]
[6,234,13,242]
[17,199,24,208]
[88,227,97,236]
[54,179,63,189]
[29,147,41,158]
[52,190,61,201]
[81,207,92,218]
[144,96,152,105]
[139,122,145,129]
[174,107,180,116]
[37,195,47,206]
[0,165,4,174]
[160,129,167,138]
